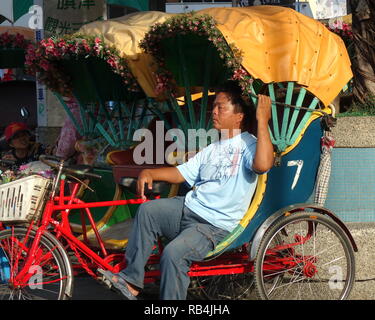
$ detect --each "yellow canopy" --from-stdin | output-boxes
[79,7,352,106]
[199,6,353,106]
[79,11,175,98]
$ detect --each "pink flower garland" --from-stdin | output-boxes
[25,34,141,97]
[140,14,254,97]
[0,32,31,50]
[327,22,353,39]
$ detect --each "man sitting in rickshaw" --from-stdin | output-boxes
[99,83,274,300]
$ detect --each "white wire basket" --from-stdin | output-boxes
[0,175,50,223]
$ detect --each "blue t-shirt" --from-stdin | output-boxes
[177,132,258,232]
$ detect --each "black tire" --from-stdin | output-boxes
[254,212,355,300]
[0,226,73,300]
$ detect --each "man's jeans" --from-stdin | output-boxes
[120,196,229,300]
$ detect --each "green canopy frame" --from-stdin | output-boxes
[53,57,157,150]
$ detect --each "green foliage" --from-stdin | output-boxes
[338,93,375,117]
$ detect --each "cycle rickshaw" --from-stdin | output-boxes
[0,6,357,300]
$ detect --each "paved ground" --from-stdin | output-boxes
[323,116,375,298]
[72,274,124,300]
[345,222,375,299]
[70,222,375,300]
[332,116,375,148]
[72,275,161,300]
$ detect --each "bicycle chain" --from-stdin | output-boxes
[67,239,97,278]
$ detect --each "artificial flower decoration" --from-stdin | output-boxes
[325,21,353,53]
[327,21,353,39]
[0,32,33,69]
[0,32,31,50]
[140,13,254,96]
[25,34,141,97]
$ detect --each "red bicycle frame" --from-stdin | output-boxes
[12,176,310,288]
[13,178,146,285]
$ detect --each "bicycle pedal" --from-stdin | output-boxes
[98,276,113,289]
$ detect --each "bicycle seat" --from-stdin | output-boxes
[119,177,171,197]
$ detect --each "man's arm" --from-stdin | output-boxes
[137,167,186,200]
[252,95,275,173]
[0,153,16,172]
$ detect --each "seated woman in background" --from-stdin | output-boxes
[1,122,47,169]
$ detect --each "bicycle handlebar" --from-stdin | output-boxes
[65,167,102,180]
[39,155,63,163]
[0,159,16,167]
[39,155,102,180]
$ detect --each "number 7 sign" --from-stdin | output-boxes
[287,160,304,190]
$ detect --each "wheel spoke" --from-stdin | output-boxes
[0,228,71,300]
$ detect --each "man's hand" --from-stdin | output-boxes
[137,167,186,200]
[256,94,272,124]
[0,154,16,172]
[137,169,154,200]
[2,153,16,161]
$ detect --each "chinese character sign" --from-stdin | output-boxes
[43,0,105,37]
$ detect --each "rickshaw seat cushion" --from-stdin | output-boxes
[83,219,134,250]
[107,116,176,166]
[106,149,136,166]
[112,164,171,183]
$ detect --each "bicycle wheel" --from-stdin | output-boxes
[254,212,355,300]
[0,227,73,300]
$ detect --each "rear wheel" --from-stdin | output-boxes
[254,212,355,300]
[0,227,73,300]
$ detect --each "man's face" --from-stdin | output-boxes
[212,92,244,131]
[9,131,30,150]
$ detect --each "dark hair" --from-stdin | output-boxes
[215,81,256,132]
